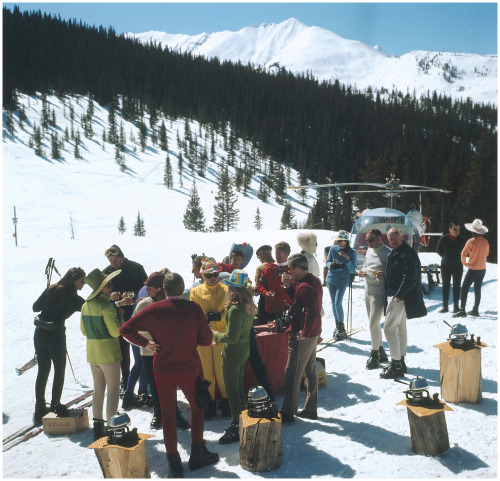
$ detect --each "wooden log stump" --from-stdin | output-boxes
[239,410,282,472]
[434,341,487,404]
[88,433,153,478]
[397,399,453,456]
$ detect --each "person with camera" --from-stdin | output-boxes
[190,257,230,419]
[256,241,293,321]
[103,244,148,396]
[121,272,219,478]
[357,228,391,369]
[32,267,86,425]
[325,231,357,341]
[81,268,124,439]
[280,253,323,423]
[212,270,256,444]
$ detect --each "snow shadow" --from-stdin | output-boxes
[316,417,412,456]
[450,396,497,417]
[323,372,380,408]
[437,445,489,474]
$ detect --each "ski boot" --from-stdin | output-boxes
[93,418,107,441]
[333,322,347,342]
[50,401,70,417]
[219,423,239,444]
[438,306,449,313]
[167,452,184,478]
[136,391,152,407]
[150,405,162,429]
[453,308,467,318]
[400,356,407,373]
[380,360,404,379]
[467,308,480,317]
[365,350,380,370]
[121,390,136,411]
[33,402,51,426]
[189,441,219,471]
[378,346,389,362]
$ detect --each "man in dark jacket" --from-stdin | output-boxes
[103,244,148,391]
[436,222,466,313]
[280,253,323,422]
[381,228,427,379]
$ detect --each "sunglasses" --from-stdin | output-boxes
[73,267,85,278]
[204,272,219,279]
[451,228,460,231]
[105,247,120,257]
[366,238,377,243]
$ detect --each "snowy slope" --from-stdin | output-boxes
[2,94,497,478]
[130,18,498,105]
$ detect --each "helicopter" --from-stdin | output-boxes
[290,174,452,268]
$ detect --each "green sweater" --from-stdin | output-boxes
[81,294,123,364]
[215,304,253,363]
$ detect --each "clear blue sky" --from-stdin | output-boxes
[4,2,497,56]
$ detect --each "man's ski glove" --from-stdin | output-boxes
[205,311,221,323]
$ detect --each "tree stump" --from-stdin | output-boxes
[239,410,282,472]
[434,341,487,403]
[88,433,153,478]
[397,399,453,456]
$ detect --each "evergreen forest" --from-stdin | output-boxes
[3,6,497,260]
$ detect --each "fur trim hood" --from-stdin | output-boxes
[297,232,318,254]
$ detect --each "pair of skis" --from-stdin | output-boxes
[3,390,93,452]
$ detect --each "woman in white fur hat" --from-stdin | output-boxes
[453,219,489,318]
[297,232,321,278]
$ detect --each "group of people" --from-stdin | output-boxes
[30,218,489,477]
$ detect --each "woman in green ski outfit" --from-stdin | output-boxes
[213,270,256,444]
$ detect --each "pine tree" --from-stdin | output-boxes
[138,121,147,152]
[164,155,173,188]
[254,207,263,230]
[5,110,15,135]
[118,216,126,234]
[133,211,146,236]
[33,124,44,157]
[280,201,296,230]
[159,121,168,151]
[212,166,239,232]
[183,183,206,232]
[257,178,269,202]
[177,152,184,188]
[51,132,61,159]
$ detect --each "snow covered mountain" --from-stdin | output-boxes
[130,18,497,105]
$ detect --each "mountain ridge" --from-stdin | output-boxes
[129,18,497,105]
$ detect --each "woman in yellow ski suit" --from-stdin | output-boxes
[190,257,229,419]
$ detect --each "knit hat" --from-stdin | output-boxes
[297,232,318,254]
[200,257,221,274]
[85,268,122,301]
[256,245,273,256]
[464,219,488,234]
[105,244,124,258]
[144,272,164,289]
[222,269,250,288]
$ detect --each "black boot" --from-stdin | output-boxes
[150,405,162,429]
[366,350,380,370]
[121,390,136,411]
[400,356,407,373]
[453,308,467,318]
[332,320,339,339]
[453,303,459,314]
[33,402,51,426]
[167,452,184,478]
[378,346,389,362]
[380,360,404,379]
[136,391,152,407]
[189,442,219,471]
[219,423,239,444]
[93,418,107,441]
[467,307,480,317]
[219,398,231,419]
[333,322,347,341]
[50,402,70,417]
[203,400,216,421]
[176,404,190,429]
[438,306,449,313]
[119,379,127,399]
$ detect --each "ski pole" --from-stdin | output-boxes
[66,350,77,382]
